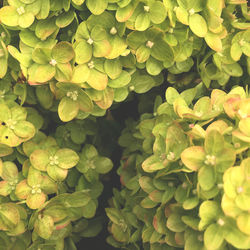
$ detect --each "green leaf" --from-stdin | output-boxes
[178,0,203,11]
[81,144,98,159]
[105,208,123,225]
[36,85,54,109]
[56,10,74,28]
[26,192,46,209]
[93,156,113,174]
[0,126,22,147]
[28,63,56,83]
[74,41,92,64]
[165,87,180,105]
[36,0,50,19]
[95,88,114,109]
[224,166,244,199]
[237,213,250,236]
[72,64,90,83]
[204,223,224,250]
[239,117,250,136]
[0,181,11,196]
[80,217,103,237]
[15,179,31,200]
[29,166,40,186]
[146,56,163,76]
[87,68,108,90]
[175,7,189,25]
[0,40,8,78]
[0,6,19,27]
[126,31,147,50]
[106,36,127,59]
[93,39,111,58]
[181,216,199,230]
[149,1,167,24]
[142,226,154,242]
[11,106,27,121]
[181,146,205,171]
[35,18,58,41]
[1,162,18,182]
[139,176,155,193]
[77,90,93,112]
[56,148,79,169]
[108,70,131,88]
[116,2,137,22]
[30,149,50,172]
[52,42,75,63]
[136,45,150,63]
[221,194,242,218]
[34,215,54,239]
[104,59,122,79]
[72,0,85,5]
[18,12,35,28]
[65,192,92,208]
[185,232,204,250]
[47,165,68,181]
[222,63,243,77]
[242,43,250,57]
[167,213,186,232]
[0,104,11,121]
[58,97,79,122]
[40,175,57,194]
[198,166,215,191]
[0,203,20,229]
[153,208,167,234]
[13,121,35,139]
[235,193,250,211]
[231,42,242,62]
[205,130,224,155]
[140,196,158,208]
[86,0,108,15]
[135,13,151,31]
[142,155,166,173]
[149,190,163,203]
[180,87,197,106]
[75,21,90,41]
[189,14,208,37]
[14,83,27,105]
[91,25,107,41]
[216,148,236,173]
[151,39,174,62]
[183,196,199,210]
[82,200,97,218]
[161,187,175,203]
[111,223,130,242]
[0,144,13,157]
[205,32,222,52]
[207,0,223,16]
[224,222,250,249]
[55,62,73,81]
[113,87,129,102]
[132,74,155,94]
[8,45,32,67]
[199,200,220,229]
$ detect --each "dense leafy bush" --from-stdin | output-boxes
[107,86,250,249]
[0,0,249,249]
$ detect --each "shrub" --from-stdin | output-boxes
[107,86,250,250]
[0,0,249,249]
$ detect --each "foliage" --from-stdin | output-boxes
[107,86,250,250]
[0,0,249,249]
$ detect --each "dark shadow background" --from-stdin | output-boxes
[76,97,140,250]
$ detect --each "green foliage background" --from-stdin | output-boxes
[0,0,249,249]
